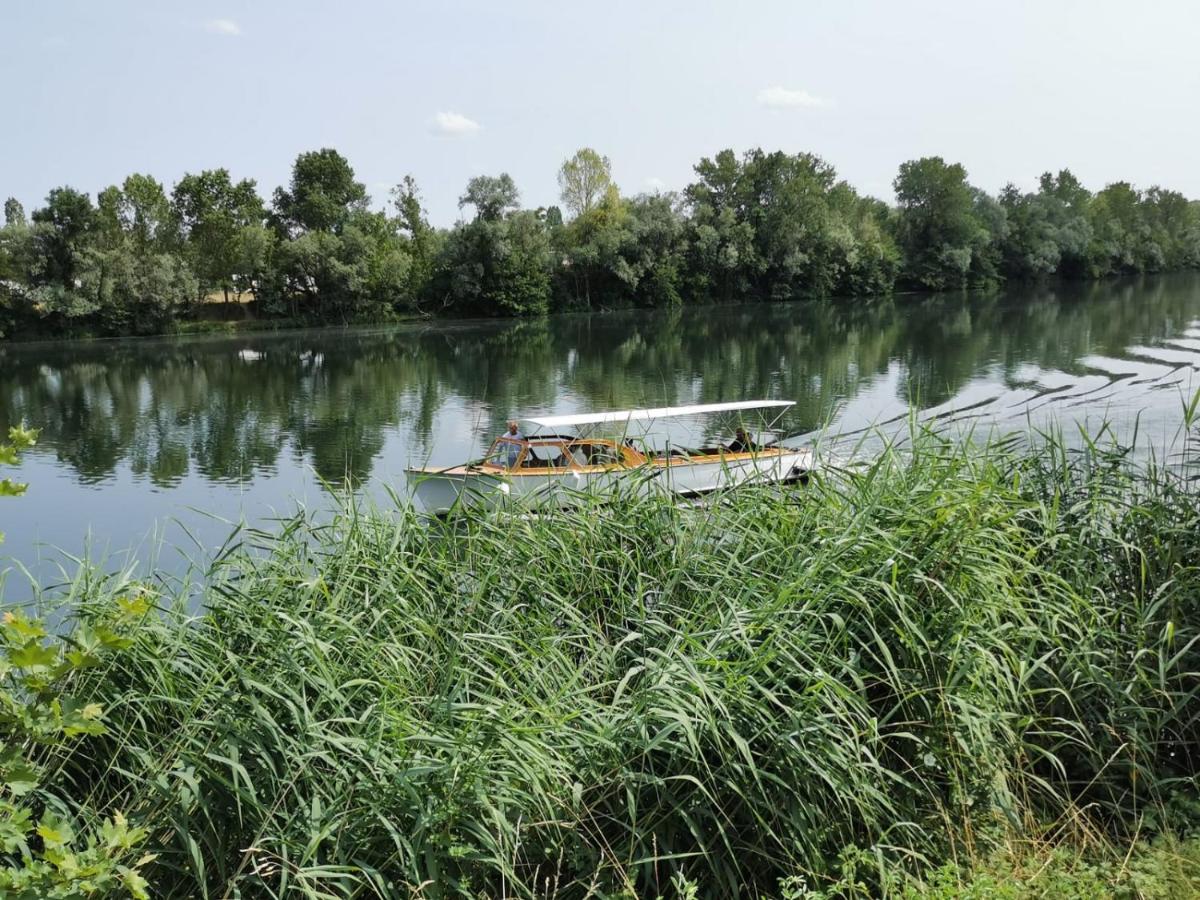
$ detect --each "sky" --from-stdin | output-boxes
[2,0,1199,225]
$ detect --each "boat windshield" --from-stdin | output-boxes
[483,437,526,469]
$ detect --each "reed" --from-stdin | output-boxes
[9,424,1200,897]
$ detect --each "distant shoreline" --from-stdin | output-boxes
[4,147,1197,343]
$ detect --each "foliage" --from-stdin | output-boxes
[0,426,153,897]
[893,156,1000,289]
[1,145,1198,339]
[434,207,553,316]
[684,148,900,303]
[392,175,440,303]
[9,425,1200,897]
[3,199,25,228]
[0,425,38,527]
[0,603,154,899]
[271,148,368,235]
[897,833,1200,900]
[266,210,414,323]
[459,173,520,223]
[173,168,268,303]
[557,147,617,219]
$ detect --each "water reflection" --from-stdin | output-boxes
[1,275,1199,494]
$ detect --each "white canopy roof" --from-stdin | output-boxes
[525,400,794,429]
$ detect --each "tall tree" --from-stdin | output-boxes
[31,187,96,290]
[893,157,995,290]
[119,174,175,253]
[435,175,551,316]
[3,199,24,228]
[459,174,519,222]
[684,149,760,302]
[558,148,616,219]
[272,148,367,234]
[173,169,268,302]
[391,175,439,302]
[1087,181,1144,275]
[71,177,198,333]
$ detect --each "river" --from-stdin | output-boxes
[2,274,1199,591]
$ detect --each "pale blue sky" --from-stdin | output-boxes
[3,1,1197,224]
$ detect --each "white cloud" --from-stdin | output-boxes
[204,19,242,37]
[756,86,832,109]
[432,111,482,137]
[644,177,667,192]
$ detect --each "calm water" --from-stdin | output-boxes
[2,274,1200,590]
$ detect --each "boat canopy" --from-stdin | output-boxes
[525,400,794,429]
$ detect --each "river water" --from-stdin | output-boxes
[2,274,1199,590]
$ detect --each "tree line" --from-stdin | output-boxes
[1,147,1198,339]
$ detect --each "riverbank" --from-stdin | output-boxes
[3,426,1199,897]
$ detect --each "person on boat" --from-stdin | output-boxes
[727,427,757,453]
[503,420,524,467]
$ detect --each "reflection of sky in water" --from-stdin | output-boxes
[2,274,1200,594]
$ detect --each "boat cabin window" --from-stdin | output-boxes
[521,441,571,469]
[567,441,622,467]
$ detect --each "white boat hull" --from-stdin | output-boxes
[407,448,814,514]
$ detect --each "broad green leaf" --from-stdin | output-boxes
[0,479,29,497]
[0,801,32,853]
[116,593,153,618]
[121,865,151,900]
[60,698,107,738]
[35,812,73,850]
[2,611,48,642]
[0,755,40,797]
[7,641,57,670]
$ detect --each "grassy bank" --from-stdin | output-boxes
[4,428,1200,897]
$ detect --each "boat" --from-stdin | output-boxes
[406,400,815,514]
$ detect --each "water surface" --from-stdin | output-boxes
[2,275,1199,589]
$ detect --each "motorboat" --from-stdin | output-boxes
[405,400,814,513]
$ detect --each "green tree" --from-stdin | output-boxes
[25,188,102,323]
[999,184,1062,278]
[1142,186,1197,270]
[683,148,897,302]
[172,169,268,303]
[684,149,761,302]
[433,178,552,317]
[617,193,687,306]
[1087,181,1146,276]
[30,187,95,289]
[69,178,198,334]
[558,148,617,219]
[0,213,37,337]
[272,148,367,234]
[459,174,519,222]
[1042,171,1094,278]
[999,172,1094,281]
[3,199,24,228]
[893,157,998,290]
[555,175,629,308]
[391,175,439,305]
[118,174,176,254]
[268,210,412,323]
[78,243,198,334]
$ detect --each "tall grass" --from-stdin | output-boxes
[12,425,1200,897]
